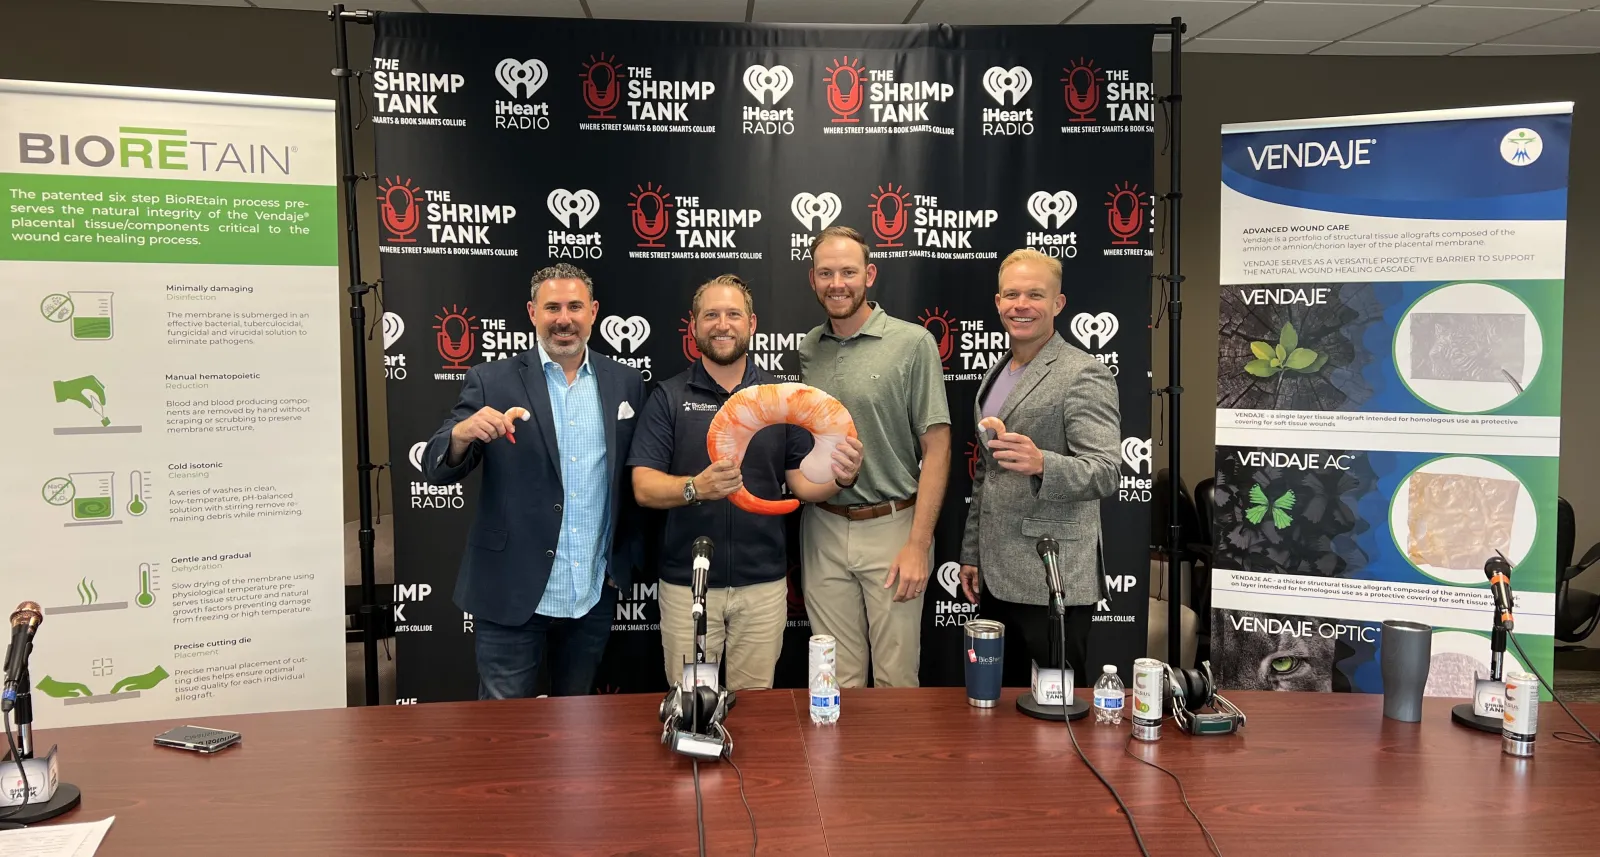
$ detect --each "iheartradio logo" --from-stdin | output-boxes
[1026,191,1077,229]
[1070,312,1117,350]
[982,66,1032,105]
[791,192,842,231]
[1121,437,1153,475]
[936,562,962,599]
[743,64,794,105]
[496,58,548,98]
[409,441,427,473]
[382,312,405,350]
[600,315,651,353]
[547,188,600,229]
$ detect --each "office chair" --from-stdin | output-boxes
[1554,497,1600,645]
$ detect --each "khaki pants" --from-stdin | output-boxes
[658,577,788,692]
[801,503,928,688]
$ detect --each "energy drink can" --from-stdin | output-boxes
[1502,670,1537,757]
[1132,658,1164,741]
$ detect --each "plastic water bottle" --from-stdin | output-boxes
[1093,665,1125,725]
[809,635,840,725]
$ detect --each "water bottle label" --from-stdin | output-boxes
[811,694,838,708]
[1095,692,1124,709]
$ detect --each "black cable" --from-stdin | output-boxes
[0,703,32,829]
[724,734,758,857]
[1124,734,1223,857]
[1507,633,1600,746]
[1059,609,1150,857]
[692,757,707,857]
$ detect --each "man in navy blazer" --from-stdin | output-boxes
[422,263,646,699]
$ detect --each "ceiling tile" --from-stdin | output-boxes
[1314,39,1472,53]
[1415,0,1589,7]
[1205,3,1416,41]
[588,0,745,21]
[1456,42,1600,53]
[1488,9,1600,45]
[1185,37,1329,52]
[753,0,918,24]
[420,0,585,13]
[1348,4,1575,43]
[911,0,1091,25]
[1069,0,1257,34]
[254,0,419,9]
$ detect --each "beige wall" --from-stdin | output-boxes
[6,0,1596,613]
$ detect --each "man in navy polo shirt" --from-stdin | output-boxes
[629,274,863,691]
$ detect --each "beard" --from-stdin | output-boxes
[538,324,587,359]
[695,331,749,366]
[815,287,866,320]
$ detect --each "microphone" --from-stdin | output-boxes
[4,602,43,704]
[1486,553,1515,632]
[1036,537,1065,615]
[691,536,714,614]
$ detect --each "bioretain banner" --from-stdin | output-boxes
[1212,104,1570,700]
[0,80,346,725]
[372,13,1158,701]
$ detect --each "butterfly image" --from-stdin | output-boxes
[1245,483,1296,529]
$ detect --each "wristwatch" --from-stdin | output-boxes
[683,477,700,505]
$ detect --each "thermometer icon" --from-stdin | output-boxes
[137,563,156,608]
[128,471,148,517]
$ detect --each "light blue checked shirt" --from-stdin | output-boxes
[535,341,611,619]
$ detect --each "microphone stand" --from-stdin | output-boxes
[1018,582,1090,722]
[1451,619,1509,734]
[0,659,83,826]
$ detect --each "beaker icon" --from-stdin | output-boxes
[68,291,114,340]
[69,471,115,520]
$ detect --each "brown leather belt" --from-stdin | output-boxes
[817,494,917,522]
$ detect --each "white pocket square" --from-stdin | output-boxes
[618,401,636,420]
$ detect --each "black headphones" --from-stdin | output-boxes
[659,683,737,754]
[1163,661,1246,735]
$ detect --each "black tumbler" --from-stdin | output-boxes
[1380,620,1432,722]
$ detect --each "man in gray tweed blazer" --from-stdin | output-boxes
[959,249,1121,684]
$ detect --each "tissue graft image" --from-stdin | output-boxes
[1404,472,1520,570]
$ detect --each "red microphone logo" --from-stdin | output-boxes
[629,182,673,248]
[378,177,422,243]
[679,315,702,363]
[824,57,865,123]
[1106,182,1145,246]
[918,306,956,370]
[581,53,622,120]
[869,182,909,248]
[1063,59,1102,123]
[433,304,480,371]
[965,440,981,481]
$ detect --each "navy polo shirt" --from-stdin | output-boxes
[626,360,814,589]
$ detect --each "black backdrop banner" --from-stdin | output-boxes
[370,12,1157,703]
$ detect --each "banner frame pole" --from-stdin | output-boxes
[1160,17,1187,670]
[331,4,380,707]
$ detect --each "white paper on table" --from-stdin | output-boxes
[0,816,115,856]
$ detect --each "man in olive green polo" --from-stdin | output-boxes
[798,225,951,688]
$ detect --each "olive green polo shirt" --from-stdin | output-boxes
[798,303,951,506]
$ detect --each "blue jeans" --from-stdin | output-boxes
[474,585,616,699]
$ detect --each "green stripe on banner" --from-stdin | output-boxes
[0,173,336,265]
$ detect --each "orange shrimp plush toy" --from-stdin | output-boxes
[706,383,857,515]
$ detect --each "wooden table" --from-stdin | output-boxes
[26,689,1600,856]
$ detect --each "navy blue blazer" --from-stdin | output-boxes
[422,347,647,627]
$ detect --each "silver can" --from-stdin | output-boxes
[809,634,836,677]
[1502,670,1538,757]
[1131,658,1164,741]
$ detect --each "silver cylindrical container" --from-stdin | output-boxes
[1502,670,1538,757]
[1131,658,1164,741]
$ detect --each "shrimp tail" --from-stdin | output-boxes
[729,487,799,516]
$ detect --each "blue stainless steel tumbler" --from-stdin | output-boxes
[964,619,1005,707]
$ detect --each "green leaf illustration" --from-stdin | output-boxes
[1249,484,1268,506]
[1274,343,1287,363]
[1244,359,1276,378]
[1285,348,1318,370]
[1307,352,1330,373]
[1274,490,1297,510]
[1250,341,1274,360]
[1281,322,1298,354]
[1272,507,1293,529]
[1245,505,1267,525]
